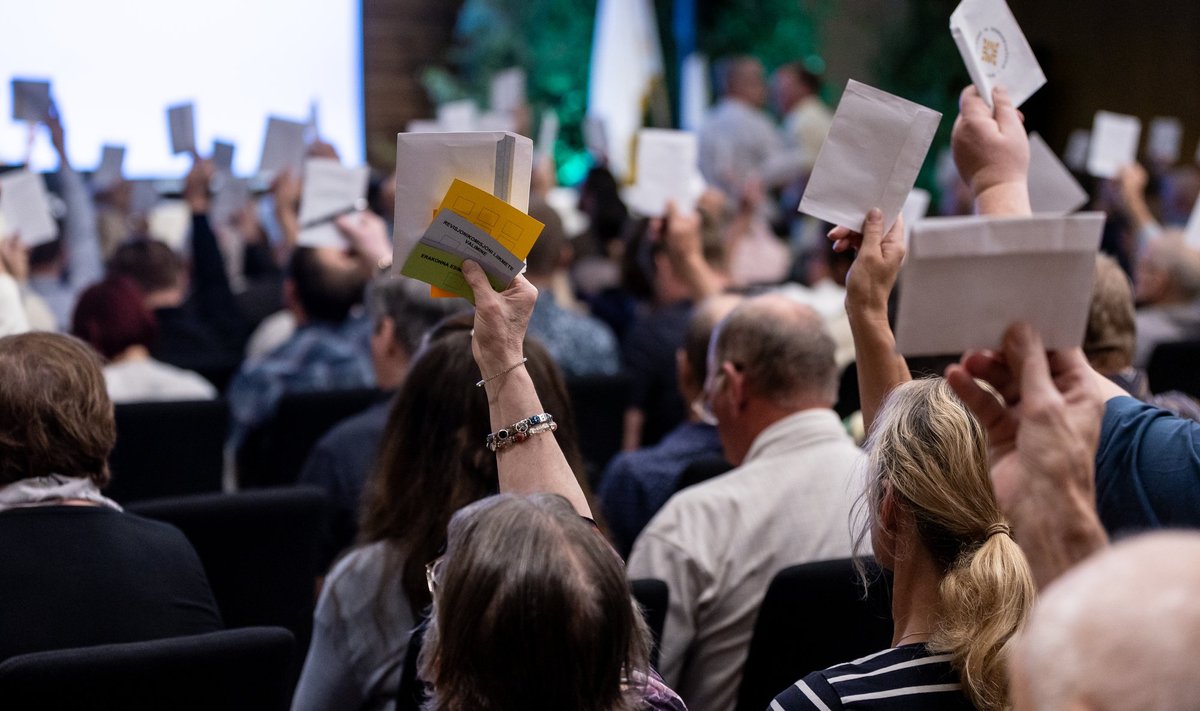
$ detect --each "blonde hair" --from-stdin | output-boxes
[862,378,1035,711]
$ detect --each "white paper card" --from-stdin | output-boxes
[1147,117,1183,164]
[623,129,702,217]
[393,131,533,265]
[949,0,1045,108]
[437,101,479,133]
[476,112,517,133]
[895,212,1104,355]
[799,80,941,232]
[297,159,371,248]
[420,207,525,283]
[212,141,236,175]
[406,119,445,134]
[1027,132,1088,215]
[1184,195,1200,249]
[490,68,526,114]
[11,80,52,123]
[1064,130,1090,173]
[1087,111,1141,179]
[167,103,196,155]
[900,188,931,245]
[258,116,308,176]
[536,110,559,159]
[0,170,59,246]
[92,145,126,191]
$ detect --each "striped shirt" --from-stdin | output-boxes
[770,644,974,711]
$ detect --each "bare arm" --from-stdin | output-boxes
[462,259,592,517]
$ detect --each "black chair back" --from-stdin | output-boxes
[239,388,385,487]
[127,487,328,675]
[735,557,894,711]
[631,578,669,668]
[566,373,633,488]
[107,399,228,504]
[0,626,294,711]
[1148,340,1200,397]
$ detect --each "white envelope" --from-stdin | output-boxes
[258,116,308,177]
[476,111,517,133]
[297,159,370,248]
[623,129,702,217]
[1087,111,1141,179]
[949,0,1045,108]
[167,102,196,155]
[11,79,51,123]
[895,212,1104,356]
[393,131,533,266]
[1027,132,1088,215]
[212,140,236,175]
[799,80,941,232]
[490,68,526,114]
[1064,129,1090,173]
[0,170,58,246]
[900,188,931,246]
[437,101,479,133]
[536,110,559,159]
[92,145,126,191]
[1147,117,1183,165]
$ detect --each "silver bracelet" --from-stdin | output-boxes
[475,357,528,388]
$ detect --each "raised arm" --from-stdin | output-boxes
[828,209,909,434]
[461,259,592,517]
[46,105,103,295]
[952,86,1031,217]
[659,201,723,301]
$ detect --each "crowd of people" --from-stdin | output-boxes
[2,43,1200,711]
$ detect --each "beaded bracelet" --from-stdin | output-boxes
[486,413,556,452]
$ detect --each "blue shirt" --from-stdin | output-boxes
[598,421,724,557]
[1095,396,1200,533]
[527,291,620,378]
[227,320,376,449]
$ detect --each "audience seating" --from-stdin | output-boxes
[237,388,387,488]
[565,373,633,488]
[127,486,329,684]
[106,399,228,504]
[0,627,295,711]
[734,557,894,711]
[675,455,734,493]
[630,578,669,669]
[1147,340,1200,397]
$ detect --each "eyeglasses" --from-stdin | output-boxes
[425,556,445,596]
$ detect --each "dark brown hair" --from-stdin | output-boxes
[107,238,183,293]
[0,333,115,486]
[419,493,650,711]
[357,319,589,614]
[72,277,159,360]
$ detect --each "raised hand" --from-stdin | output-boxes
[829,208,905,320]
[951,85,1031,216]
[461,259,538,375]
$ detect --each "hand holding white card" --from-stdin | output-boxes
[950,0,1046,108]
[623,129,703,217]
[1027,133,1088,215]
[895,212,1103,356]
[92,145,126,191]
[297,159,370,248]
[1087,111,1141,179]
[0,171,59,246]
[167,103,196,156]
[799,80,941,232]
[1147,117,1183,165]
[258,116,308,177]
[212,141,236,175]
[11,80,52,123]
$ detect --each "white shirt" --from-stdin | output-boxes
[104,358,217,403]
[627,409,865,711]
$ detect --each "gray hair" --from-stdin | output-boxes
[1016,532,1200,711]
[712,295,838,407]
[1144,233,1200,300]
[367,276,468,356]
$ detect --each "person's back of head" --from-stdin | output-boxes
[0,332,115,488]
[366,276,468,387]
[1135,233,1200,306]
[714,55,766,106]
[419,493,650,711]
[1014,532,1200,711]
[358,319,588,613]
[107,238,184,304]
[1085,253,1137,374]
[772,61,823,112]
[525,200,567,281]
[286,246,368,325]
[72,277,159,361]
[864,378,1035,711]
[679,294,743,404]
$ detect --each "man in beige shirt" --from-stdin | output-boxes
[626,295,864,711]
[773,63,833,174]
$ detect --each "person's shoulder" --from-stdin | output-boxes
[319,400,391,446]
[814,645,967,708]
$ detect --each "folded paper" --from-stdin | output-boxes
[1087,111,1141,179]
[799,80,941,233]
[297,159,370,248]
[950,0,1045,108]
[0,170,58,246]
[895,212,1104,355]
[1027,132,1088,215]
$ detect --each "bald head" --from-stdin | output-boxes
[713,294,838,408]
[1014,532,1200,711]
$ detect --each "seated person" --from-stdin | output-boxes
[291,320,593,711]
[72,277,216,403]
[227,245,374,452]
[298,276,467,557]
[0,332,222,661]
[598,294,740,557]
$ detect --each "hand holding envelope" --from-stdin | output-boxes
[951,85,1030,214]
[950,0,1046,108]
